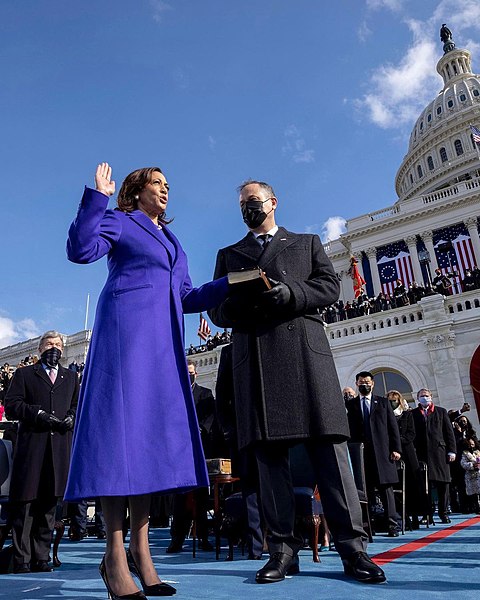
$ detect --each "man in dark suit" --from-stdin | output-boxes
[208,180,385,584]
[346,372,402,536]
[167,360,217,552]
[411,388,456,524]
[4,331,79,573]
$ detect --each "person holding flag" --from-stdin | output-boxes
[348,255,366,299]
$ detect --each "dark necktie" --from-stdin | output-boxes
[258,234,271,248]
[362,399,372,440]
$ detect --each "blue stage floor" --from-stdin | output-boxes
[1,514,479,599]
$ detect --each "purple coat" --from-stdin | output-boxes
[64,187,228,501]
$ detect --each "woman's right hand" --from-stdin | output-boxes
[95,162,116,197]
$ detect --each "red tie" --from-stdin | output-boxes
[49,368,57,384]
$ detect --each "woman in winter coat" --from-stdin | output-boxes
[65,163,228,599]
[460,437,480,514]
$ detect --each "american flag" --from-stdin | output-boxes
[434,224,476,294]
[470,124,480,145]
[376,240,414,296]
[197,313,211,341]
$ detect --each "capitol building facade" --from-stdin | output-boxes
[1,28,479,427]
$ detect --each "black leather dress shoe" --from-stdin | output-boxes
[13,564,31,574]
[388,526,399,537]
[439,515,451,524]
[31,560,53,573]
[420,516,435,525]
[255,552,299,584]
[199,540,214,551]
[247,553,263,560]
[166,541,183,554]
[342,552,386,584]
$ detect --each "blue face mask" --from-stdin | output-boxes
[418,395,432,407]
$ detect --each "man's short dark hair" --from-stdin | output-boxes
[355,371,374,382]
[237,179,276,198]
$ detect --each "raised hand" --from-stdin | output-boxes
[95,162,116,197]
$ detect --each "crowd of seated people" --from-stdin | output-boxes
[321,268,480,324]
[186,330,231,355]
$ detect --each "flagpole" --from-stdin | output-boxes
[84,293,90,331]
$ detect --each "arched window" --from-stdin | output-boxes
[440,147,448,162]
[371,369,414,403]
[460,93,466,102]
[427,156,434,171]
[473,89,480,97]
[427,113,432,123]
[447,99,454,109]
[437,106,442,115]
[454,139,464,156]
[409,173,413,184]
[417,165,423,178]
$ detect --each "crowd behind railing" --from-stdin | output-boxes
[320,266,480,324]
[186,330,231,355]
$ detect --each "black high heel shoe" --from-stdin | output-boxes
[126,549,176,596]
[99,556,147,600]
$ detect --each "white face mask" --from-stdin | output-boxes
[393,406,403,416]
[418,396,432,407]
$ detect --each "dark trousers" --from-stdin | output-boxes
[427,481,449,518]
[170,488,210,543]
[254,440,367,559]
[68,499,105,535]
[237,447,264,557]
[11,445,57,567]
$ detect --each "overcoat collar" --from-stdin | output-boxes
[230,227,296,268]
[33,362,68,390]
[126,210,178,265]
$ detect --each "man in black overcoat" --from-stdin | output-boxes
[346,372,402,536]
[208,180,385,584]
[4,331,79,573]
[411,388,456,524]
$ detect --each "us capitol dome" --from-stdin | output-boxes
[396,25,480,202]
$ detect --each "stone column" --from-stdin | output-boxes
[465,217,480,267]
[405,235,424,284]
[420,230,438,272]
[419,295,465,411]
[365,247,381,295]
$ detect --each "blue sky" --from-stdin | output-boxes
[1,0,480,349]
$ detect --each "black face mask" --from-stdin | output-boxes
[390,400,400,410]
[358,384,372,395]
[189,373,196,386]
[41,347,62,368]
[241,200,269,229]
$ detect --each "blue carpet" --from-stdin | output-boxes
[1,514,479,599]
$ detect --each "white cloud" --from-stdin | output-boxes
[355,1,480,130]
[0,316,41,348]
[366,0,405,11]
[282,125,315,164]
[150,0,172,24]
[321,216,347,242]
[208,135,217,150]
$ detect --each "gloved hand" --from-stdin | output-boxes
[36,410,63,430]
[261,280,292,307]
[56,414,75,434]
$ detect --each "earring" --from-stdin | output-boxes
[134,195,139,200]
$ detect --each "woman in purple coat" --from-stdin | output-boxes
[65,163,228,599]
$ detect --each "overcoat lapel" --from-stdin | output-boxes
[34,362,53,387]
[258,227,297,269]
[52,365,68,391]
[127,211,175,265]
[230,232,264,263]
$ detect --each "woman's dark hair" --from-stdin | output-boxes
[116,167,172,224]
[462,437,480,451]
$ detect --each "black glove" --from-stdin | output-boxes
[261,280,292,307]
[56,414,75,434]
[36,410,63,430]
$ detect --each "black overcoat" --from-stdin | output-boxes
[411,405,456,482]
[346,395,401,485]
[4,363,79,501]
[208,227,349,449]
[396,410,420,474]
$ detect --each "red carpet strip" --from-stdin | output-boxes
[373,516,480,565]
